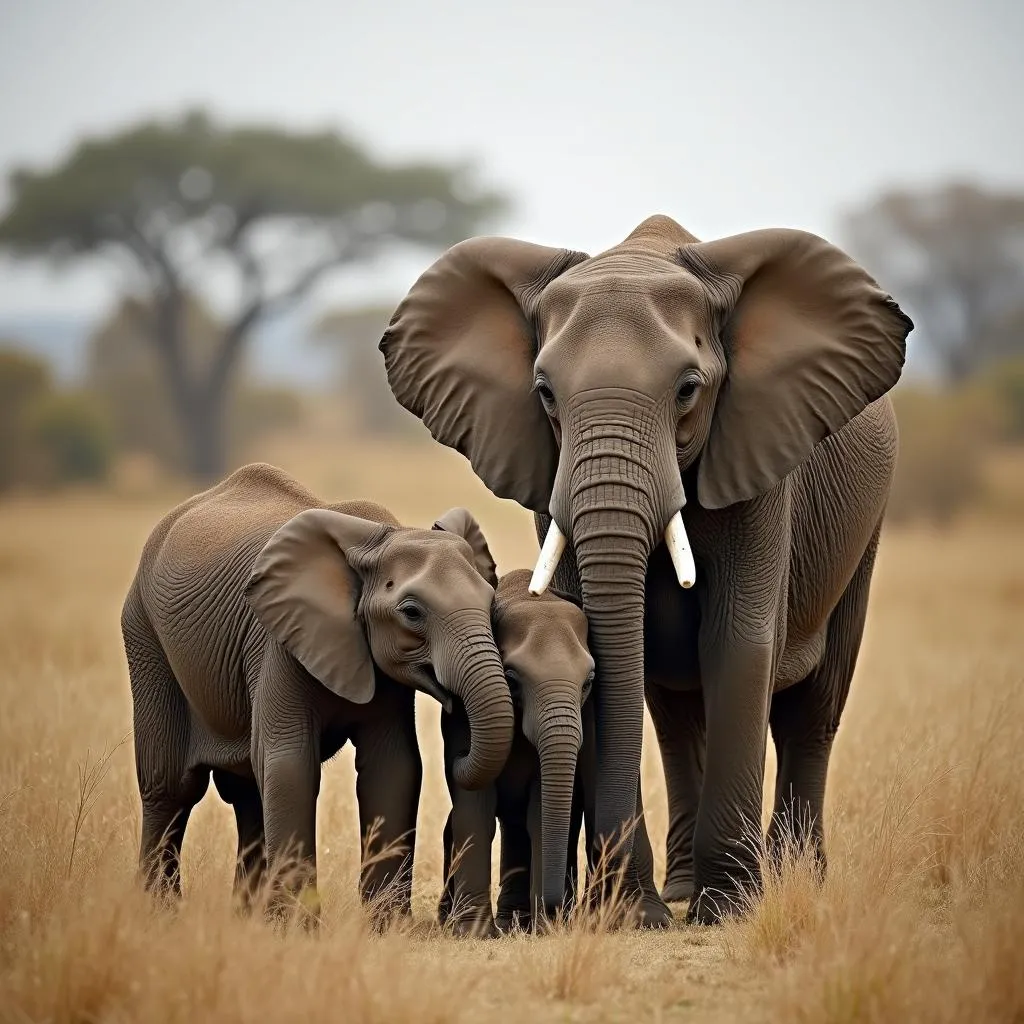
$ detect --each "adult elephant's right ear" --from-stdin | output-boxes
[380,237,589,513]
[244,509,389,704]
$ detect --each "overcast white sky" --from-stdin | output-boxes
[1,0,1022,317]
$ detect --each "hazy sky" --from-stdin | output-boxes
[1,0,1022,317]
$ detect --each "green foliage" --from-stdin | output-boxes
[0,347,53,489]
[28,392,113,484]
[0,108,510,481]
[0,107,508,264]
[0,345,111,490]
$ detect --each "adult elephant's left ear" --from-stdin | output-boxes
[683,229,914,510]
[432,507,498,588]
[380,237,589,513]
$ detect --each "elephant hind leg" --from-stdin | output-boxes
[213,770,266,909]
[768,523,882,871]
[123,593,208,898]
[139,786,207,899]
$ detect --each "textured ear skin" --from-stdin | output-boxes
[678,229,913,509]
[379,236,589,513]
[432,507,499,587]
[244,509,387,704]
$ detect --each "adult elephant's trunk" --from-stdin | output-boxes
[528,699,584,913]
[437,611,514,790]
[549,393,685,864]
[574,510,650,859]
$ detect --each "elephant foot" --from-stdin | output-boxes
[265,882,321,931]
[636,889,674,929]
[495,909,531,934]
[685,885,748,926]
[660,875,694,903]
[449,913,500,939]
[366,903,412,935]
[582,874,673,930]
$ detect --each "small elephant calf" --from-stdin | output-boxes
[438,569,595,936]
[122,463,512,924]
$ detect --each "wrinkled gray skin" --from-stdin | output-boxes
[380,215,913,924]
[121,464,511,923]
[438,570,595,936]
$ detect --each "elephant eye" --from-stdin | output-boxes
[533,380,557,414]
[399,601,424,626]
[676,378,701,407]
[581,670,595,699]
[504,669,522,701]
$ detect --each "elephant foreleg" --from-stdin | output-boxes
[626,781,673,928]
[689,632,773,925]
[352,695,422,927]
[440,709,498,938]
[645,683,706,902]
[495,817,533,932]
[575,699,671,928]
[444,785,498,937]
[259,739,321,923]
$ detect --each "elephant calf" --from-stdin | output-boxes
[438,570,596,936]
[121,463,512,924]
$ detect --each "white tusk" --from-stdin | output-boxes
[529,520,567,595]
[665,511,696,589]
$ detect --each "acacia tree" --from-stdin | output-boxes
[0,110,508,479]
[842,183,1024,383]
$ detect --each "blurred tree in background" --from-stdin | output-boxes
[844,183,1024,383]
[845,182,1024,525]
[312,304,422,437]
[86,293,302,472]
[0,346,112,491]
[0,110,508,481]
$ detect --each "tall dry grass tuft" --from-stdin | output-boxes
[724,667,1024,1023]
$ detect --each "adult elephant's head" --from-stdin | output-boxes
[380,215,912,851]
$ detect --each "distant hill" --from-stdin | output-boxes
[0,308,336,388]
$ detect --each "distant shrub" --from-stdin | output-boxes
[888,384,1000,526]
[28,392,113,485]
[0,346,53,490]
[0,346,113,492]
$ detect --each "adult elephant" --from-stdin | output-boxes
[380,215,912,924]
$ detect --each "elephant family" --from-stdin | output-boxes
[121,463,511,922]
[379,214,913,924]
[438,569,594,936]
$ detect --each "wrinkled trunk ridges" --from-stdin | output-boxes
[439,611,515,791]
[533,705,583,912]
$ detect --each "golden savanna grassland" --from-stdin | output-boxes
[1,423,1023,1023]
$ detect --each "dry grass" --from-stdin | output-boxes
[1,433,1023,1023]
